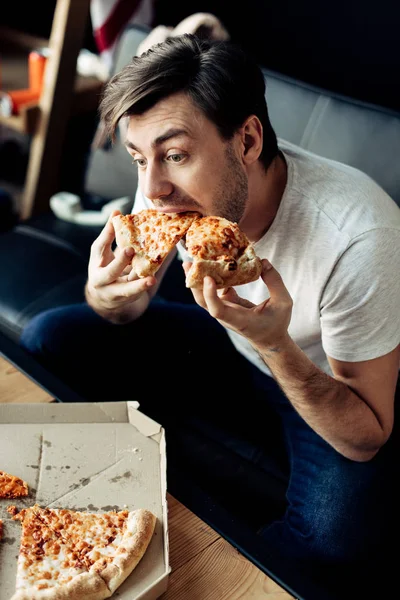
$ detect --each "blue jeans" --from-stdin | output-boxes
[20,300,397,567]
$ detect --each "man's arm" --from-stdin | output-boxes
[193,260,399,463]
[256,336,399,462]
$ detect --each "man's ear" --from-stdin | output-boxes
[239,115,263,165]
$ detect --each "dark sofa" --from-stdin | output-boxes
[1,23,400,600]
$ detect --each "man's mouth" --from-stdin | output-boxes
[153,206,203,216]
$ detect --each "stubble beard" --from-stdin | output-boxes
[211,142,248,224]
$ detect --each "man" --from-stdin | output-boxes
[21,34,400,571]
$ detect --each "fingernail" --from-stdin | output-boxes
[125,248,135,258]
[263,259,272,271]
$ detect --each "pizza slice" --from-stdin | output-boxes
[184,216,263,289]
[10,507,110,600]
[112,209,200,277]
[0,470,29,499]
[32,504,157,595]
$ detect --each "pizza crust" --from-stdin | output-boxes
[10,571,110,600]
[185,245,262,288]
[97,509,157,593]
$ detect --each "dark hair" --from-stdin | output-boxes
[100,34,278,170]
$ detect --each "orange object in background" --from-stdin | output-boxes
[0,88,40,116]
[28,49,48,93]
[0,47,49,116]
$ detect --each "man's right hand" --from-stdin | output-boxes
[85,210,156,323]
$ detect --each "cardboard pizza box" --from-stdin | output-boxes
[0,401,170,600]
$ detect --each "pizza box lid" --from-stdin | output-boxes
[0,401,170,600]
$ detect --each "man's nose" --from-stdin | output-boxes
[142,163,173,201]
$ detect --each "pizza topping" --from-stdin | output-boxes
[0,470,29,499]
[14,507,88,591]
[34,505,134,567]
[185,216,248,262]
[7,504,19,517]
[112,209,200,277]
[184,216,263,289]
[10,504,157,598]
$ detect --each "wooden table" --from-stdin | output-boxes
[0,355,294,599]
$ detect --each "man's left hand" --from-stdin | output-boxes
[183,259,293,349]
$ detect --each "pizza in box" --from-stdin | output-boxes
[1,470,156,599]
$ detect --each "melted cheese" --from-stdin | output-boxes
[185,216,248,261]
[114,210,200,261]
[0,470,28,498]
[15,509,86,591]
[35,506,134,570]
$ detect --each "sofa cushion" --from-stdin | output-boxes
[262,68,400,205]
[0,226,88,342]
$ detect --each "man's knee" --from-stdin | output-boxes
[20,305,90,357]
[20,310,59,355]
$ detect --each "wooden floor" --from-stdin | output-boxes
[161,494,293,600]
[0,357,53,403]
[0,355,294,599]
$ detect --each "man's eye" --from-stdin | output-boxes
[167,154,184,163]
[132,158,146,167]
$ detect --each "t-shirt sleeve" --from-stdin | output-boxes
[320,227,400,362]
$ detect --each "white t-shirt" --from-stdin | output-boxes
[132,140,400,377]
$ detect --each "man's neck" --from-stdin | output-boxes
[242,151,288,243]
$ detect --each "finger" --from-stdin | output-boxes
[116,274,131,283]
[127,267,140,282]
[95,247,135,287]
[112,242,133,275]
[190,283,207,308]
[121,263,133,276]
[108,276,156,299]
[219,286,239,301]
[181,262,207,308]
[217,286,229,298]
[114,245,124,260]
[220,286,255,308]
[204,277,258,329]
[90,211,119,264]
[260,259,291,302]
[202,276,224,316]
[121,276,156,295]
[182,261,192,276]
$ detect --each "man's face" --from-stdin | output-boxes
[125,92,248,223]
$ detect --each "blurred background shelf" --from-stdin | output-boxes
[1,28,103,136]
[0,0,102,220]
[0,77,103,136]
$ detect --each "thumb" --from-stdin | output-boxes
[261,259,291,301]
[182,261,192,276]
